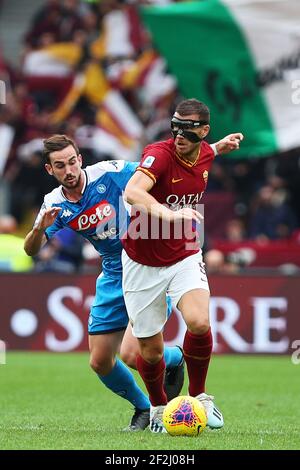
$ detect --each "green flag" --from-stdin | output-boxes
[141,0,300,158]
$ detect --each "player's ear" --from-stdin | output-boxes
[45,163,53,176]
[202,124,210,138]
[78,154,83,167]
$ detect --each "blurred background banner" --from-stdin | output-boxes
[141,0,300,158]
[1,273,298,354]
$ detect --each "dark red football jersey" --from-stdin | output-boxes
[122,138,215,266]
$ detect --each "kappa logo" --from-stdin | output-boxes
[203,170,208,183]
[61,209,73,217]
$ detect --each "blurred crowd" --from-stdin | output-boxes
[0,0,299,274]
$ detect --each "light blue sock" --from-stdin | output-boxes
[97,358,150,410]
[164,346,183,368]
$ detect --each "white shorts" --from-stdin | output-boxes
[121,250,209,338]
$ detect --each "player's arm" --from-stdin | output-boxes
[24,207,61,256]
[124,171,202,223]
[212,133,244,155]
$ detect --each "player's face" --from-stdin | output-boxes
[173,112,210,157]
[45,145,83,189]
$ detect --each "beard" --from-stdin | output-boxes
[63,174,81,189]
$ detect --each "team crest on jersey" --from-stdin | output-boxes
[69,201,115,231]
[203,170,208,183]
[142,156,155,168]
[97,184,106,194]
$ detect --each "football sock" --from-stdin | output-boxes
[136,355,168,407]
[164,346,183,368]
[97,358,150,410]
[183,327,213,396]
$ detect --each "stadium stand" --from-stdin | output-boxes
[0,0,299,273]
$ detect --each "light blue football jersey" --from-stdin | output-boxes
[35,160,137,277]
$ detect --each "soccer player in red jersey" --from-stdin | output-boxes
[122,98,243,432]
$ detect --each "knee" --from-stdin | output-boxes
[89,353,114,376]
[187,316,210,335]
[141,345,164,365]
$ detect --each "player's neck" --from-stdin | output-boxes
[176,145,200,164]
[62,170,86,202]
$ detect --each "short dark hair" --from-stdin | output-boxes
[175,99,210,123]
[43,134,79,164]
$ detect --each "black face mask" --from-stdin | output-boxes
[171,128,202,143]
[171,116,209,143]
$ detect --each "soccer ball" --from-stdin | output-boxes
[163,395,207,436]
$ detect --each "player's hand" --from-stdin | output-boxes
[36,207,62,230]
[215,133,244,154]
[172,208,203,223]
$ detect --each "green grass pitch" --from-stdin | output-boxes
[0,352,299,450]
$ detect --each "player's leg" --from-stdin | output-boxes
[119,323,138,369]
[89,330,124,376]
[122,250,170,433]
[121,320,168,420]
[120,311,184,401]
[120,313,182,370]
[178,288,211,395]
[89,333,150,426]
[136,332,167,433]
[89,272,150,431]
[163,297,185,401]
[169,253,224,429]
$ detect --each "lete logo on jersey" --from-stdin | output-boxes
[142,156,155,168]
[69,201,115,231]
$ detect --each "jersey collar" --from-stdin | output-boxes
[175,144,202,168]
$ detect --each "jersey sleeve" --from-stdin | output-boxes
[45,217,64,240]
[136,145,169,184]
[203,141,216,159]
[209,143,218,157]
[108,161,138,191]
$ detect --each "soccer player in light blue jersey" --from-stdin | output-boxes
[24,135,184,431]
[24,133,241,431]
